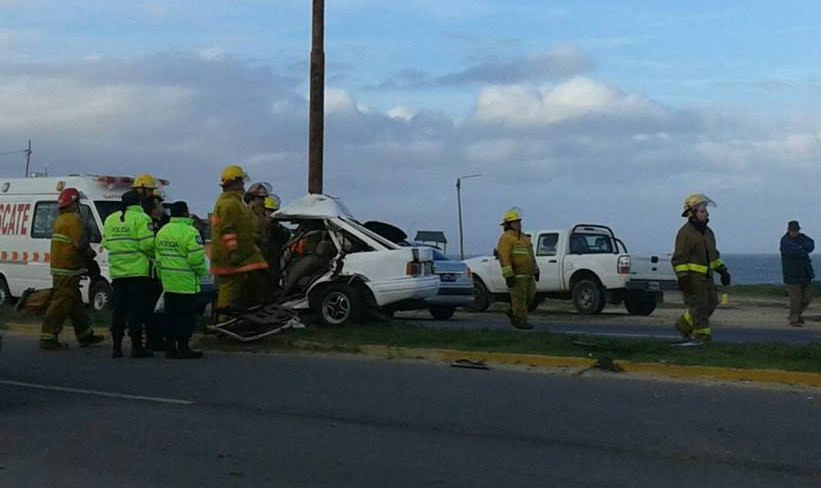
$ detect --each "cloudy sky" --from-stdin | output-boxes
[1,0,820,254]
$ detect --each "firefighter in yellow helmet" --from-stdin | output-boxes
[210,165,269,319]
[263,194,290,295]
[497,207,540,329]
[672,194,730,345]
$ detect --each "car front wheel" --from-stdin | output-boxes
[571,279,605,315]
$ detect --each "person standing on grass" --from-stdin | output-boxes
[780,220,815,327]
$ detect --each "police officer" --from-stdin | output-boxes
[40,188,105,350]
[102,190,156,358]
[210,165,269,319]
[155,202,207,359]
[497,207,540,330]
[672,194,730,345]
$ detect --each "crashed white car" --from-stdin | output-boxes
[273,194,440,326]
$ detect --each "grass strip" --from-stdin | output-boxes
[200,322,821,374]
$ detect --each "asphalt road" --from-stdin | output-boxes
[1,332,820,488]
[399,312,821,344]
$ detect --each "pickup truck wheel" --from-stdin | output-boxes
[89,279,112,311]
[314,283,363,326]
[466,278,491,313]
[428,306,456,320]
[624,294,657,316]
[572,279,605,315]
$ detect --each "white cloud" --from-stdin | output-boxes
[387,106,416,121]
[199,47,226,61]
[475,76,664,126]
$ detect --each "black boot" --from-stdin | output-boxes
[112,331,124,358]
[130,337,154,358]
[176,339,203,359]
[165,338,178,359]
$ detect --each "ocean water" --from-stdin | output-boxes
[720,254,818,285]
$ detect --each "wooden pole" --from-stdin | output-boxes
[308,0,325,194]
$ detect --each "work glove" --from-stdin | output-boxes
[719,269,731,287]
[505,276,516,288]
[677,276,689,293]
[534,272,540,282]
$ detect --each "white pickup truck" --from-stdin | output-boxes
[465,224,677,316]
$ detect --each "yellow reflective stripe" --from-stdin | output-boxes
[52,233,72,244]
[693,327,711,335]
[710,259,724,270]
[501,265,514,278]
[512,249,530,255]
[514,274,532,278]
[676,263,709,274]
[51,267,87,276]
[40,333,57,340]
[682,311,693,325]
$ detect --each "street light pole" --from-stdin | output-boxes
[24,140,32,177]
[308,0,325,194]
[456,174,482,260]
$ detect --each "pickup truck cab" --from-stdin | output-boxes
[273,194,440,326]
[465,224,676,315]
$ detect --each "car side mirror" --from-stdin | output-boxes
[493,248,499,259]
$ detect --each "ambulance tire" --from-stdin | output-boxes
[89,279,112,311]
[0,276,11,307]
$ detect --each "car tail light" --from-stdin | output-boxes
[466,268,473,278]
[407,262,421,276]
[617,255,631,275]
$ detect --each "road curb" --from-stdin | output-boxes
[5,323,821,388]
[290,340,821,388]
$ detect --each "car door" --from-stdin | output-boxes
[534,232,562,291]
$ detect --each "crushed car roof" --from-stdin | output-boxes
[274,193,354,219]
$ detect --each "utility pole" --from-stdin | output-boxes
[24,140,32,177]
[456,174,482,260]
[307,0,325,194]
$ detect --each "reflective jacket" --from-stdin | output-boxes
[780,233,815,285]
[155,217,208,294]
[497,230,539,278]
[50,210,90,276]
[210,191,268,275]
[672,220,725,278]
[102,205,155,278]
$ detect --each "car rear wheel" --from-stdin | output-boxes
[572,279,605,315]
[624,294,657,316]
[89,279,112,311]
[313,283,363,326]
[428,306,456,320]
[466,277,490,312]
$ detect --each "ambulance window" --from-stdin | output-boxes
[31,202,101,243]
[31,202,58,239]
[80,205,102,243]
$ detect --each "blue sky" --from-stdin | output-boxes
[1,0,821,253]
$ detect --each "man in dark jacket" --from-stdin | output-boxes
[780,220,814,326]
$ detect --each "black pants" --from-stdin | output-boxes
[146,278,166,345]
[164,293,197,342]
[111,277,153,343]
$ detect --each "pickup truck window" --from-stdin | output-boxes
[536,233,559,256]
[569,233,614,254]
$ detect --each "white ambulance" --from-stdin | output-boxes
[0,175,168,310]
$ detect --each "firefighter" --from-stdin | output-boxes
[211,165,269,319]
[102,190,156,358]
[133,174,165,221]
[497,207,540,330]
[155,202,207,359]
[672,194,731,345]
[39,188,106,350]
[263,195,290,296]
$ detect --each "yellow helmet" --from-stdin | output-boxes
[264,195,281,211]
[133,174,157,189]
[500,207,523,225]
[220,165,248,185]
[681,194,716,217]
